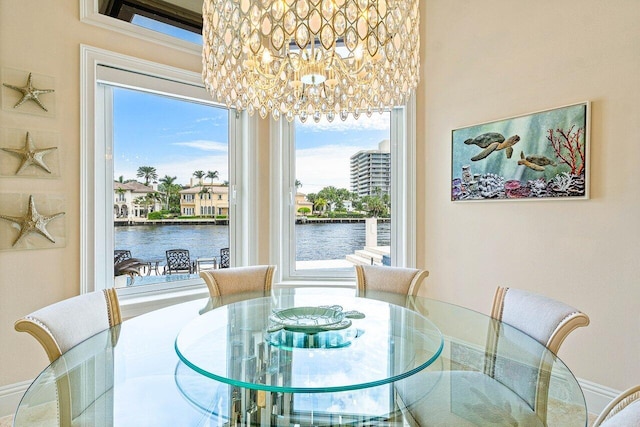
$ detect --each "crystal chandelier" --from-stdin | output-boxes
[202,0,420,122]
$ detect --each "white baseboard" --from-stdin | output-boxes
[0,377,620,418]
[0,380,31,418]
[579,377,620,416]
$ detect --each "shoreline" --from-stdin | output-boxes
[115,217,390,226]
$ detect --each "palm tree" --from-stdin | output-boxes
[136,166,158,186]
[314,197,328,216]
[295,179,302,189]
[159,175,178,211]
[206,170,219,185]
[193,170,205,185]
[198,186,211,217]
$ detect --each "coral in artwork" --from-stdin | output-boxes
[546,126,585,175]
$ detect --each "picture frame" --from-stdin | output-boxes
[451,102,589,201]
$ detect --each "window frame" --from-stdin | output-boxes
[80,45,256,302]
[270,100,417,284]
[80,0,201,54]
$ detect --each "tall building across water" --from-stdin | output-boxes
[350,139,391,197]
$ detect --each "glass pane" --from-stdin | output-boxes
[294,113,391,272]
[131,15,202,45]
[111,87,229,289]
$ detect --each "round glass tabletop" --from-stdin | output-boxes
[175,295,443,393]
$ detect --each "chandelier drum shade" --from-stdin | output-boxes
[202,0,420,122]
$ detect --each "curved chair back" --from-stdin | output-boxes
[593,385,640,427]
[486,286,590,422]
[490,286,590,354]
[15,289,122,427]
[200,265,276,298]
[355,264,429,297]
[15,289,121,363]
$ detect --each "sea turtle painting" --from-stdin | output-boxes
[470,135,520,161]
[464,132,505,148]
[525,154,556,167]
[517,152,557,172]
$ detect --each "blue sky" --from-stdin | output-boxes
[113,18,391,194]
[113,88,390,194]
[116,15,392,193]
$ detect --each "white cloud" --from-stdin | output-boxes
[173,140,228,152]
[297,112,391,133]
[296,143,371,194]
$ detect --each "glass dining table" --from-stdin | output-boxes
[13,287,588,426]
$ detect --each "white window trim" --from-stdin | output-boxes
[270,100,417,284]
[80,45,256,310]
[80,0,200,55]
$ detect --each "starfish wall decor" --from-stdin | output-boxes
[1,131,57,175]
[2,72,54,112]
[0,195,65,247]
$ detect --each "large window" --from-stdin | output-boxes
[272,105,416,282]
[81,46,256,297]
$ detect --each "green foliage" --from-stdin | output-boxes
[215,215,227,219]
[147,211,163,220]
[298,207,311,216]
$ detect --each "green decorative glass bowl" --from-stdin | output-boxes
[267,305,365,334]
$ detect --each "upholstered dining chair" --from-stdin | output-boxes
[354,264,429,297]
[14,289,122,427]
[199,265,276,312]
[396,286,589,426]
[15,288,122,362]
[593,385,640,426]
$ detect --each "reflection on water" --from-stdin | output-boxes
[115,222,390,261]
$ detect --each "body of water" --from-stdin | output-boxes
[115,222,390,262]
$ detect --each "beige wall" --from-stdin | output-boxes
[0,0,201,385]
[0,0,638,406]
[417,0,640,391]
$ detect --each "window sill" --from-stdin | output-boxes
[119,284,209,319]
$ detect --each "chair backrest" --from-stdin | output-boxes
[354,264,429,297]
[490,286,590,355]
[219,247,230,269]
[200,265,276,299]
[14,289,121,363]
[15,289,121,427]
[486,286,589,422]
[593,385,640,426]
[114,249,131,264]
[165,249,193,274]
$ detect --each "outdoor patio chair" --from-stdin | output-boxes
[164,249,196,274]
[219,247,230,269]
[114,249,132,264]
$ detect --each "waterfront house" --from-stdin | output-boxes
[295,193,314,217]
[0,0,638,422]
[114,181,161,220]
[179,184,229,218]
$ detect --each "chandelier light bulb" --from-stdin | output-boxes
[202,0,420,122]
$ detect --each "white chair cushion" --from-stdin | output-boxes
[501,288,579,348]
[27,291,111,354]
[600,400,640,426]
[397,370,544,427]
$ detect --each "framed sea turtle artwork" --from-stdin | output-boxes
[451,102,590,201]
